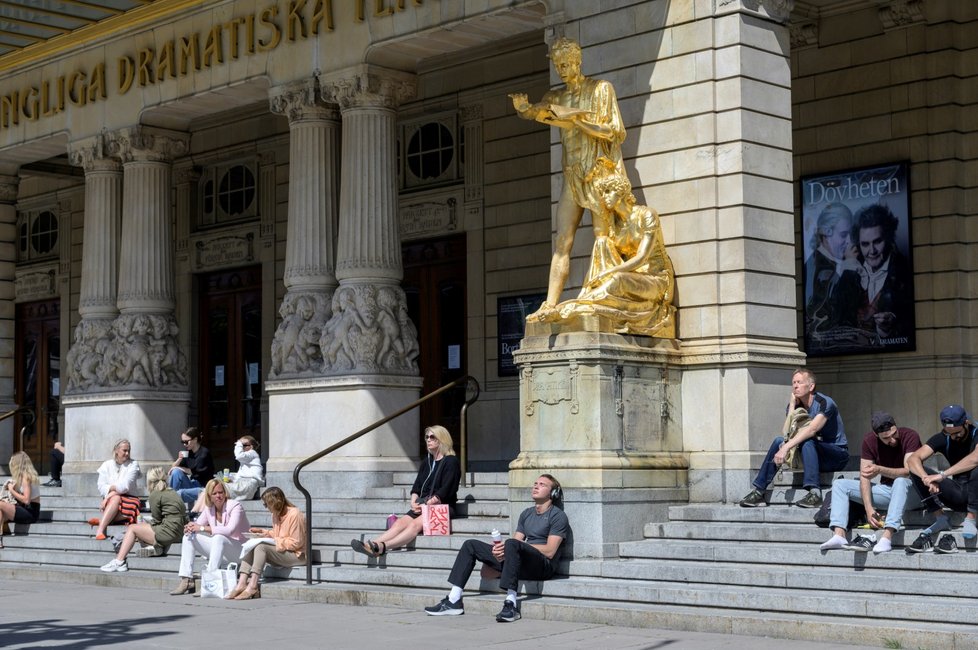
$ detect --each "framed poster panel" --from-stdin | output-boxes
[801,161,915,357]
[496,294,546,377]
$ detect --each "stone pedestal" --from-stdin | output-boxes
[61,389,190,495]
[265,374,423,494]
[512,323,686,558]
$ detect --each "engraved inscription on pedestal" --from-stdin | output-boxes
[192,230,256,271]
[399,190,461,241]
[522,362,579,416]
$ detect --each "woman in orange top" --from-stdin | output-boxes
[226,486,306,600]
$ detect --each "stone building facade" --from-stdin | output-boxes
[0,0,973,515]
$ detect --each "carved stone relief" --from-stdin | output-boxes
[269,290,332,377]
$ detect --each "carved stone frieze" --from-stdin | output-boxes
[269,290,333,377]
[68,134,122,172]
[269,78,339,123]
[65,313,188,393]
[319,283,419,376]
[789,21,819,49]
[320,65,416,111]
[879,0,924,30]
[0,174,19,202]
[107,126,189,163]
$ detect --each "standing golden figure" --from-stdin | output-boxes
[510,38,676,337]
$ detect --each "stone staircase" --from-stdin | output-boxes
[2,471,977,649]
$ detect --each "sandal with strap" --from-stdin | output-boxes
[370,541,386,556]
[351,539,377,557]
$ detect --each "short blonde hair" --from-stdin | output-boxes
[425,425,456,457]
[203,478,228,508]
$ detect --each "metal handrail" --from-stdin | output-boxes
[292,375,480,584]
[0,406,36,451]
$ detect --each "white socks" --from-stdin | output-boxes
[448,586,463,603]
[820,535,846,551]
[506,589,518,604]
[872,537,892,553]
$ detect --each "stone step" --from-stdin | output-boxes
[644,520,955,547]
[666,503,945,526]
[620,537,978,572]
[366,485,509,501]
[392,471,509,486]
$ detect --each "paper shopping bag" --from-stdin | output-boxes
[200,562,238,599]
[421,504,451,536]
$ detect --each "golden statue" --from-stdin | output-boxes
[510,37,626,323]
[510,38,676,338]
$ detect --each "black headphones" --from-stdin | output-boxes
[551,484,562,502]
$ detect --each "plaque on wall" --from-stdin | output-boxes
[192,229,256,271]
[399,190,462,241]
[15,266,58,302]
[801,162,915,356]
[497,293,546,377]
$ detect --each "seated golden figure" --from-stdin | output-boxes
[549,157,676,338]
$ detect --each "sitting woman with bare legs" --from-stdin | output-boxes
[226,487,306,600]
[350,425,460,557]
[100,466,187,572]
[0,452,41,547]
[90,439,141,540]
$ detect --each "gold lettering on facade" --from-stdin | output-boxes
[67,70,86,106]
[287,0,307,41]
[310,0,332,33]
[21,87,39,121]
[245,14,256,53]
[225,17,246,58]
[137,48,155,86]
[0,92,17,127]
[374,0,393,17]
[258,6,281,51]
[202,25,224,67]
[179,35,201,74]
[157,41,176,79]
[88,63,106,102]
[118,56,135,94]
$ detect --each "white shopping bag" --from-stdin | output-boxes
[200,562,238,599]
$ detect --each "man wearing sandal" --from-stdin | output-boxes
[424,474,569,623]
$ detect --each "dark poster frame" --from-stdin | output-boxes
[496,293,546,377]
[801,161,915,357]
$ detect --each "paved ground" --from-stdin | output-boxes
[0,577,884,650]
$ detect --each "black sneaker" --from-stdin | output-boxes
[739,489,767,508]
[425,597,464,616]
[935,534,958,554]
[794,490,823,508]
[42,479,61,487]
[842,535,875,552]
[907,532,933,553]
[496,600,521,623]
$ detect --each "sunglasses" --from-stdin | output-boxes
[424,434,437,440]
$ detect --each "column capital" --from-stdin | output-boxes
[0,174,18,202]
[270,78,339,123]
[320,65,416,111]
[107,126,189,163]
[68,134,122,173]
[715,0,793,24]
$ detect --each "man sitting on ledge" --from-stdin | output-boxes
[739,368,849,508]
[424,474,569,623]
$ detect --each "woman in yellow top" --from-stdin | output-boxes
[0,451,41,546]
[226,486,306,600]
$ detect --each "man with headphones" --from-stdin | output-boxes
[424,474,569,622]
[906,404,978,553]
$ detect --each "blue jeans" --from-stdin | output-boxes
[752,436,849,491]
[829,477,914,530]
[169,471,202,505]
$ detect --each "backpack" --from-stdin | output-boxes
[813,489,865,528]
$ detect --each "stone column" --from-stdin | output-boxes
[64,136,122,394]
[63,127,190,485]
[264,66,421,487]
[0,173,17,466]
[267,78,339,378]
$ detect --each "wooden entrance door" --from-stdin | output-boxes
[198,266,262,469]
[401,235,467,455]
[15,299,60,473]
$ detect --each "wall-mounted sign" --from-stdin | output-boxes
[497,294,546,377]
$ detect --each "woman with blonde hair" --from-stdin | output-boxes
[226,486,306,600]
[100,466,187,572]
[90,439,141,540]
[350,425,460,557]
[0,451,41,547]
[171,478,251,595]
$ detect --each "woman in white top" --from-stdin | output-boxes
[90,439,141,540]
[227,435,263,501]
[171,478,251,595]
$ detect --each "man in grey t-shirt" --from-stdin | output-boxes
[424,474,570,622]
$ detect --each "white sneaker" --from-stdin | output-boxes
[100,558,128,572]
[819,535,847,551]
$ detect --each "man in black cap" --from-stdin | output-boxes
[820,411,921,553]
[906,404,978,553]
